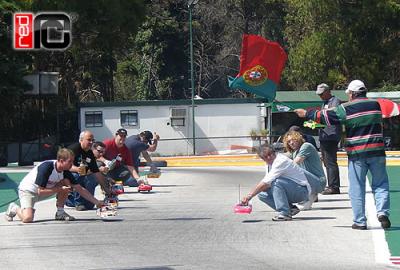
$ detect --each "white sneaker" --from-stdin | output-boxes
[297,193,317,211]
[5,202,18,221]
[297,200,312,211]
[272,214,292,221]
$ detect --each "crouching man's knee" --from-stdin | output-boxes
[21,208,35,223]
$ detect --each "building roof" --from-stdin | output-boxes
[79,91,400,108]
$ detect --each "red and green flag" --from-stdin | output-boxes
[228,34,287,102]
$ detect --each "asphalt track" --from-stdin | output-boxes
[1,164,399,270]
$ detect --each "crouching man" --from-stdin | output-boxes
[241,144,321,221]
[5,148,103,223]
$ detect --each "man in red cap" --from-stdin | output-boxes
[103,128,142,187]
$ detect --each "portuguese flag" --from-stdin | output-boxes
[228,34,287,102]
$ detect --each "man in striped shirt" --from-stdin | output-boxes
[295,80,391,230]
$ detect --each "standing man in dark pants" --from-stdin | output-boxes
[295,80,391,230]
[315,83,342,195]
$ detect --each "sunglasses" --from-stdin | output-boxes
[96,148,104,153]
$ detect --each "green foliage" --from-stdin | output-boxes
[284,0,400,90]
[0,0,33,141]
[1,0,400,144]
[31,0,146,102]
[123,1,188,100]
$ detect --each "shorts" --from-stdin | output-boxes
[18,190,39,209]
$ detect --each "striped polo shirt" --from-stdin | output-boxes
[306,98,385,160]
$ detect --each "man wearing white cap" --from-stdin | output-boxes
[315,83,342,195]
[294,80,391,230]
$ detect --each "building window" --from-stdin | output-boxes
[171,118,185,127]
[85,111,103,127]
[170,107,186,127]
[121,110,138,126]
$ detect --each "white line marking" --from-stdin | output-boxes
[365,176,391,265]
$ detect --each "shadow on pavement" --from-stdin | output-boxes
[242,219,265,223]
[332,225,399,231]
[0,218,103,225]
[294,216,336,221]
[153,217,212,221]
[117,199,147,202]
[96,266,180,270]
[124,191,172,194]
[117,206,149,210]
[151,184,193,188]
[318,198,350,202]
[313,206,352,210]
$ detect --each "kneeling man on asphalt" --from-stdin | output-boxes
[5,148,103,223]
[241,144,321,221]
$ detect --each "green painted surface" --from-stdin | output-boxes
[0,172,27,212]
[385,166,400,256]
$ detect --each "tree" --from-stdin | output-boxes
[119,0,188,100]
[0,0,33,141]
[284,0,400,90]
[194,0,287,98]
[31,0,147,102]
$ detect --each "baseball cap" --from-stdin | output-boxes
[288,125,301,132]
[315,83,329,95]
[141,130,153,144]
[345,80,367,94]
[116,128,128,137]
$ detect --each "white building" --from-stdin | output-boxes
[79,98,266,156]
[79,91,400,156]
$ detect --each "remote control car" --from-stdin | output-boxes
[234,203,252,214]
[104,195,119,208]
[138,183,152,192]
[147,172,161,178]
[97,205,118,220]
[147,166,161,178]
[112,182,125,195]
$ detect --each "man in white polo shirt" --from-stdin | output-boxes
[241,144,321,221]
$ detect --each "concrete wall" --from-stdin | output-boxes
[80,101,264,156]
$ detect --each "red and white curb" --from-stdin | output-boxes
[390,257,400,266]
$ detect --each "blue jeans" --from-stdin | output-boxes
[107,165,137,186]
[65,173,98,210]
[348,156,390,226]
[258,178,308,216]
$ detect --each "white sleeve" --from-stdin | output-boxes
[261,158,287,184]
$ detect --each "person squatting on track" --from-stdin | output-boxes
[92,141,110,175]
[295,80,391,230]
[125,130,160,173]
[241,144,323,221]
[103,128,143,187]
[5,148,103,223]
[66,130,111,211]
[287,125,318,150]
[283,130,326,211]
